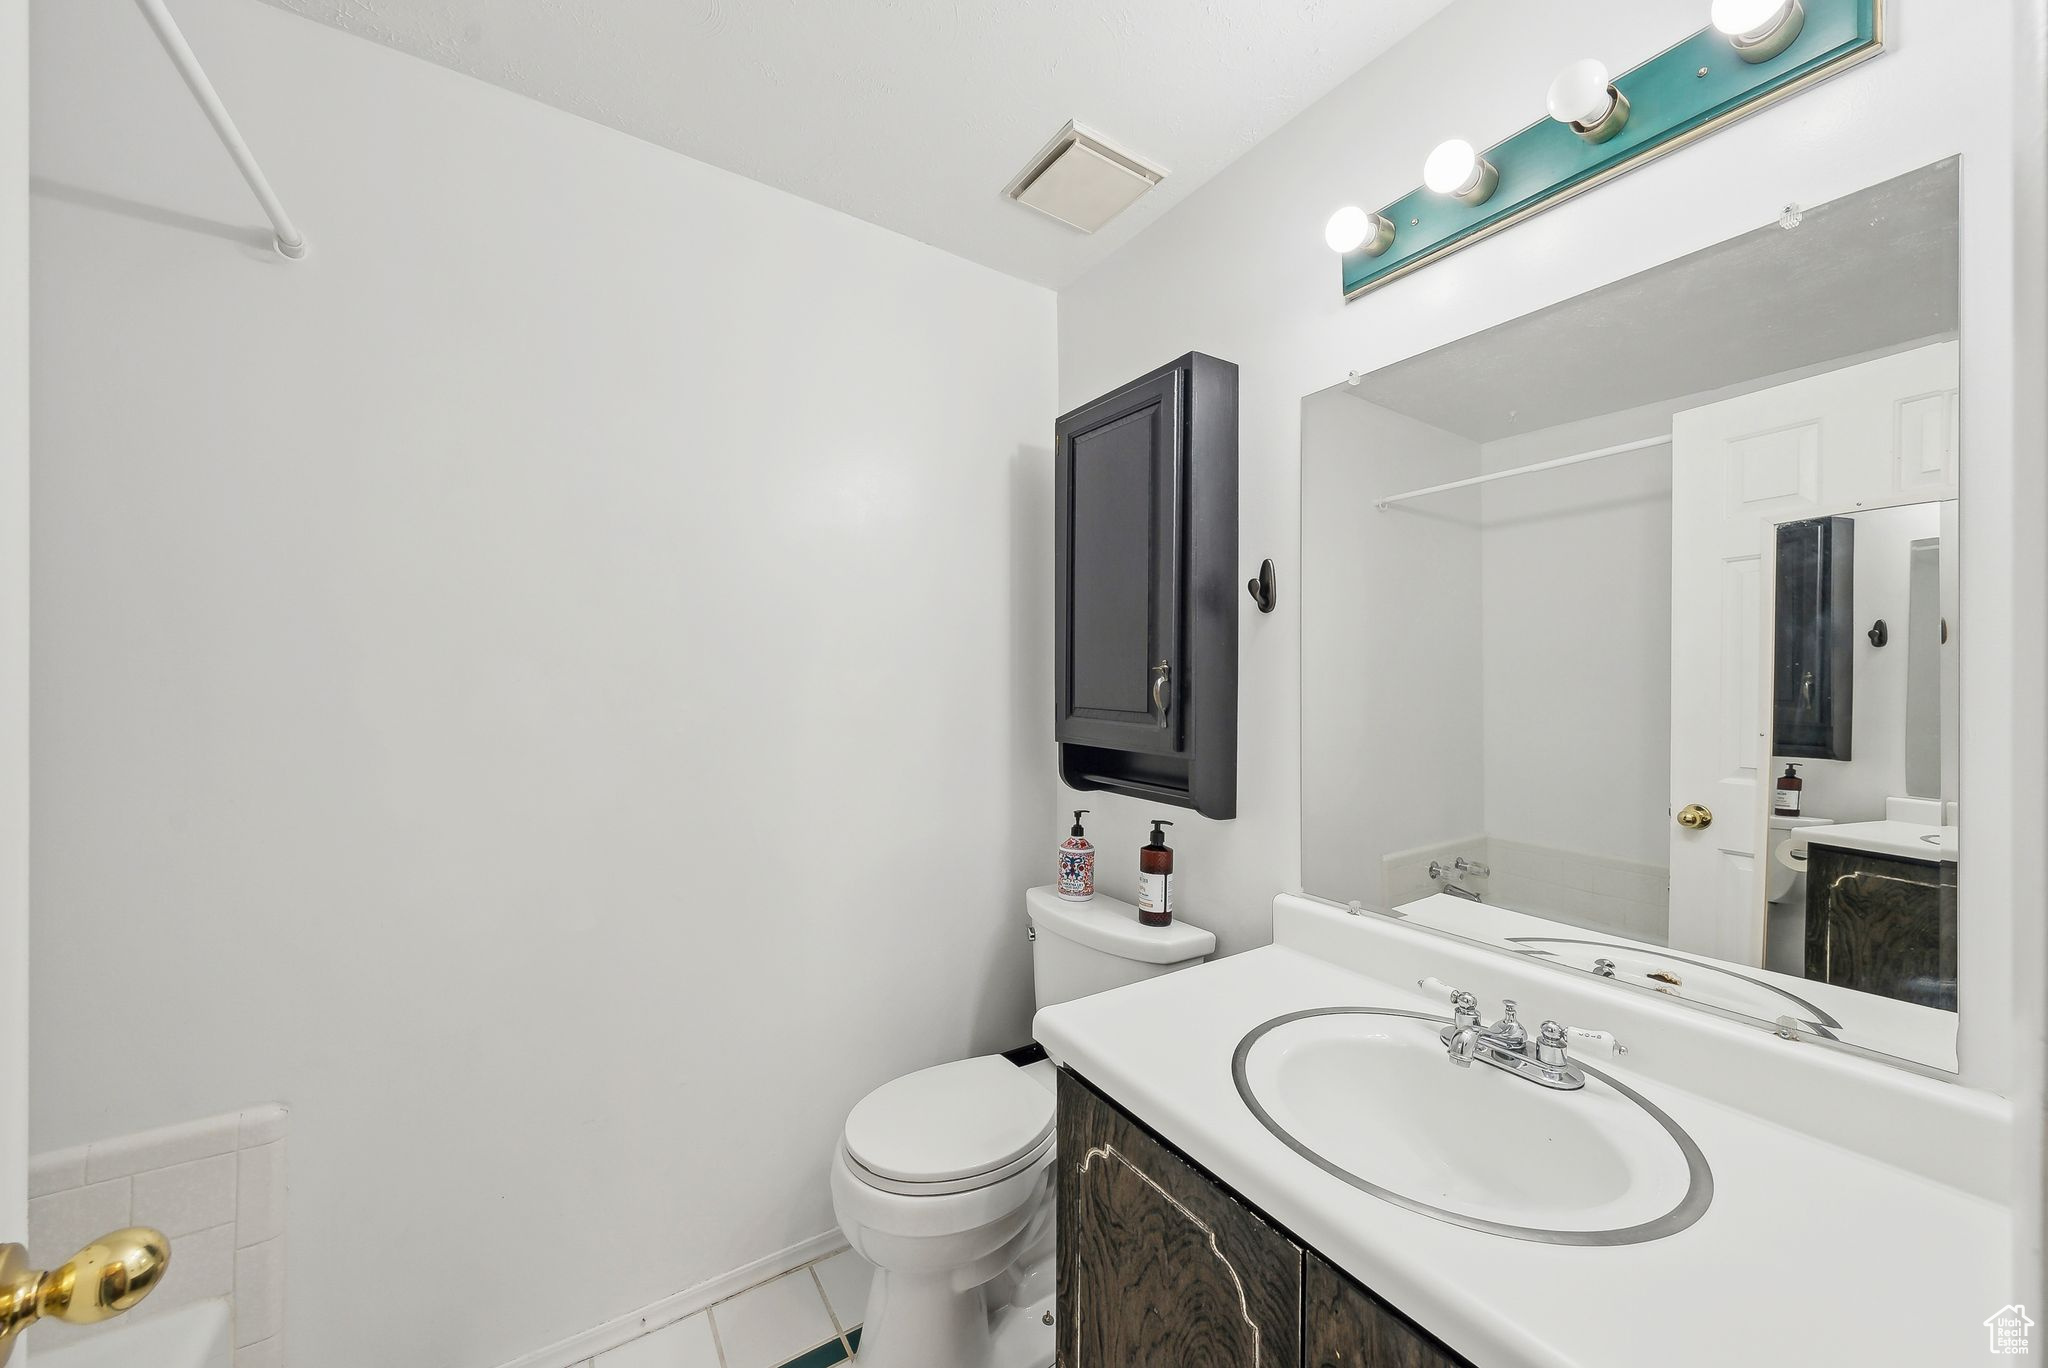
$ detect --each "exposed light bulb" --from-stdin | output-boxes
[1325,207,1394,257]
[1546,58,1630,143]
[1423,139,1498,206]
[1423,140,1477,195]
[1546,59,1615,128]
[1711,0,1804,61]
[1711,0,1792,36]
[1325,207,1371,253]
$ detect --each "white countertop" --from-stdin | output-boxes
[1391,892,1956,1070]
[1797,819,1958,863]
[1034,923,2005,1368]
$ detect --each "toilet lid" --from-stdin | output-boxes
[843,1056,1056,1185]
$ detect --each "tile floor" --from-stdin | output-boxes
[577,1246,875,1368]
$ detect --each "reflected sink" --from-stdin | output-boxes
[1508,937,1843,1037]
[1232,1008,1712,1245]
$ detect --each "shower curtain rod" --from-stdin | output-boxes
[133,0,306,260]
[1373,434,1670,511]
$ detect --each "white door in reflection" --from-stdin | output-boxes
[1667,341,1959,964]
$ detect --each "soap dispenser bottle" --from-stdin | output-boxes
[1138,820,1174,927]
[1775,763,1804,817]
[1058,810,1095,902]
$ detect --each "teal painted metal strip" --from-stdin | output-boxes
[1341,0,1882,299]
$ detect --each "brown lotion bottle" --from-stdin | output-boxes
[1775,763,1804,817]
[1138,819,1174,927]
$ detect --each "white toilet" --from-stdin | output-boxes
[830,885,1213,1368]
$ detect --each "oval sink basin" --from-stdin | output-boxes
[1233,1008,1711,1245]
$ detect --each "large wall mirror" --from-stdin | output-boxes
[1301,159,1961,1073]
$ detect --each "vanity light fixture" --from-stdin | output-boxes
[1422,139,1498,206]
[1711,0,1807,63]
[1547,59,1631,144]
[1330,0,1880,300]
[1324,206,1396,257]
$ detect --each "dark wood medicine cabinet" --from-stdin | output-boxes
[1773,515,1855,760]
[1054,352,1239,819]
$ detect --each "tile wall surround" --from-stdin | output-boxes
[1379,833,1491,910]
[1382,835,1670,943]
[547,1244,875,1368]
[27,1105,289,1367]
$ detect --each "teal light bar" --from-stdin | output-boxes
[1340,0,1883,300]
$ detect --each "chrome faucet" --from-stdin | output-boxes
[1418,981,1625,1092]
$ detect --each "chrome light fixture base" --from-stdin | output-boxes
[1358,212,1396,257]
[1726,0,1806,63]
[1452,159,1499,207]
[1570,87,1632,144]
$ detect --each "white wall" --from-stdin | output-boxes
[1299,390,1482,905]
[1,0,29,1267]
[1478,412,1674,871]
[29,4,1054,1367]
[1055,0,2030,1095]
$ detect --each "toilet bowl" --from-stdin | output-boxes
[831,1057,1058,1368]
[830,887,1213,1368]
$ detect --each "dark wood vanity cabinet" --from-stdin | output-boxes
[1057,1069,1470,1368]
[1305,1255,1464,1368]
[1054,353,1238,818]
[1805,842,1957,1010]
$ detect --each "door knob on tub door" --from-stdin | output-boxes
[0,1228,171,1365]
[1675,804,1713,830]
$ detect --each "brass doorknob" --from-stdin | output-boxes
[0,1228,171,1366]
[1676,804,1714,830]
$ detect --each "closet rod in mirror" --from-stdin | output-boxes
[1374,434,1670,511]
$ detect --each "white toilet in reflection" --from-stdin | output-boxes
[830,886,1212,1368]
[1764,814,1833,973]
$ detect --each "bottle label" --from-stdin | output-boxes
[1058,844,1094,899]
[1776,787,1801,815]
[1137,870,1171,920]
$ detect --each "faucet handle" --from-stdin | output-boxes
[1417,978,1480,1028]
[1562,1025,1627,1057]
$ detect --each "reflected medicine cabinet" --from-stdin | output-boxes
[1054,352,1238,818]
[1774,516,1855,760]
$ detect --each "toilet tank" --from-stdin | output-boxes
[1025,885,1216,1010]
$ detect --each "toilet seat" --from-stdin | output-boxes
[842,1056,1055,1196]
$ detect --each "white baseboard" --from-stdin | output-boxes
[494,1230,850,1368]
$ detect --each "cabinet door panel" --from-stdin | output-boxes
[1305,1253,1470,1368]
[1055,370,1183,754]
[1804,844,1957,1008]
[1057,1070,1298,1368]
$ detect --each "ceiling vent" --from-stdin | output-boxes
[1004,122,1166,233]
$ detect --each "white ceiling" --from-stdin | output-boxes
[256,0,1459,288]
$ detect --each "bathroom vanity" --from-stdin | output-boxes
[1040,154,2005,1368]
[1035,896,2006,1367]
[1060,1066,1464,1367]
